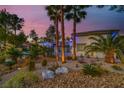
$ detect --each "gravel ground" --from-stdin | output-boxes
[1,60,124,88]
[32,71,124,88]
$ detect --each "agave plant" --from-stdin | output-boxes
[85,33,124,63]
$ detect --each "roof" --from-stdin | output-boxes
[71,29,120,37]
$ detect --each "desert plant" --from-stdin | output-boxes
[41,59,47,67]
[0,56,5,64]
[2,71,39,88]
[29,60,35,71]
[7,47,22,63]
[112,65,123,71]
[4,61,16,70]
[82,64,104,77]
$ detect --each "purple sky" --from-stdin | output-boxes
[0,5,124,37]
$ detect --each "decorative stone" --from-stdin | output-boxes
[55,67,69,74]
[5,58,13,62]
[42,70,55,80]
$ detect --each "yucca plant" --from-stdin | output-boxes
[82,64,103,76]
[85,33,124,64]
[7,47,22,63]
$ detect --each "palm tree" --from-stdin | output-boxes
[65,5,89,60]
[60,5,66,64]
[85,33,124,63]
[46,5,61,65]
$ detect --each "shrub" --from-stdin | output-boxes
[0,56,5,64]
[112,65,123,71]
[2,71,39,88]
[41,59,47,67]
[4,61,16,70]
[66,56,72,60]
[82,64,104,77]
[0,64,10,75]
[29,60,35,71]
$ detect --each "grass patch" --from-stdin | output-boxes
[2,71,40,88]
[111,65,123,71]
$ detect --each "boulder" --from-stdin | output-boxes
[55,67,69,74]
[5,58,13,62]
[42,70,55,80]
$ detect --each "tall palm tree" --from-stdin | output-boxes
[46,5,61,65]
[60,5,66,64]
[85,33,124,63]
[65,5,89,60]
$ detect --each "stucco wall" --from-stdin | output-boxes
[75,35,106,58]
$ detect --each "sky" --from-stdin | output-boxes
[0,5,124,37]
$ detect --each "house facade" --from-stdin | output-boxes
[73,29,119,58]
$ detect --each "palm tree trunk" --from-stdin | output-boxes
[61,5,65,64]
[72,15,77,60]
[105,50,115,63]
[55,17,59,65]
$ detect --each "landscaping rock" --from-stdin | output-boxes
[55,67,69,74]
[42,70,55,80]
[5,58,12,62]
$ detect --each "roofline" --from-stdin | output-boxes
[71,29,120,37]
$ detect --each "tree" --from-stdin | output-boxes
[46,25,56,42]
[65,5,89,60]
[85,33,124,64]
[97,5,124,12]
[9,14,24,35]
[29,29,38,42]
[0,9,11,47]
[0,9,24,47]
[46,5,61,65]
[0,27,7,43]
[46,24,61,42]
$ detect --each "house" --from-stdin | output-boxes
[72,29,120,58]
[38,39,72,57]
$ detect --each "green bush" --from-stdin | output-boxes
[82,64,104,77]
[4,61,16,70]
[29,60,35,71]
[112,65,123,71]
[41,59,47,67]
[2,71,39,88]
